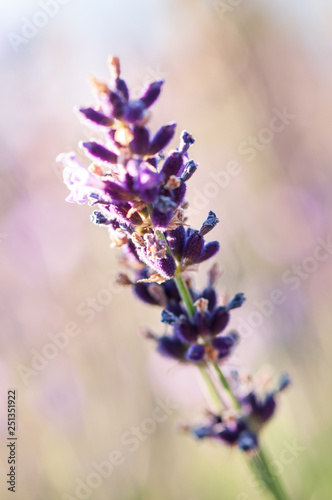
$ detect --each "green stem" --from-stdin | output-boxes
[250,446,289,500]
[198,365,224,411]
[211,361,241,410]
[174,274,195,319]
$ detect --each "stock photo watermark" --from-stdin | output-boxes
[61,397,178,500]
[236,439,306,499]
[237,107,296,162]
[7,0,73,53]
[17,274,125,385]
[236,234,332,340]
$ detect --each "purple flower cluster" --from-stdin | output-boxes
[58,56,289,455]
[192,373,290,452]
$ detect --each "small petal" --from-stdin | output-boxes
[210,307,229,335]
[157,335,185,360]
[174,318,198,344]
[139,79,164,108]
[148,122,176,156]
[212,332,239,356]
[160,151,184,180]
[278,373,291,392]
[77,107,113,128]
[130,125,150,155]
[238,430,258,452]
[161,309,179,326]
[180,160,197,182]
[202,287,217,312]
[124,100,146,123]
[199,211,219,236]
[227,293,246,310]
[81,141,118,164]
[154,254,176,279]
[196,241,220,264]
[109,90,126,119]
[166,226,186,260]
[134,283,160,305]
[185,344,205,363]
[179,130,195,154]
[182,231,204,266]
[115,77,129,101]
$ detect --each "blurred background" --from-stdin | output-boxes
[1,0,332,498]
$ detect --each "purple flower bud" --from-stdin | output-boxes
[157,335,185,360]
[278,373,291,392]
[171,182,186,207]
[130,125,150,155]
[160,151,183,180]
[91,211,110,225]
[81,141,118,164]
[258,395,276,422]
[193,310,211,336]
[77,107,113,128]
[238,430,258,452]
[202,287,217,312]
[115,77,129,101]
[166,226,186,260]
[124,100,146,123]
[139,79,164,108]
[151,208,174,229]
[192,425,215,439]
[180,160,197,182]
[179,130,195,154]
[212,332,239,357]
[210,307,230,335]
[109,90,126,119]
[182,231,204,266]
[133,164,161,203]
[148,122,176,156]
[134,283,160,305]
[199,211,219,236]
[186,344,205,363]
[196,241,220,264]
[227,293,246,310]
[161,309,179,326]
[174,318,198,344]
[154,254,176,279]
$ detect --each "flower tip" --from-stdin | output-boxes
[107,55,121,78]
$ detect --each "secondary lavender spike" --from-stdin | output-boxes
[139,79,164,108]
[81,141,118,164]
[148,122,176,156]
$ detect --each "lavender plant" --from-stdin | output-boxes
[58,56,290,500]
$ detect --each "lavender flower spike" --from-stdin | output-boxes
[58,56,290,500]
